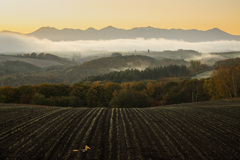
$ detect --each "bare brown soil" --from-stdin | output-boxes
[0,100,240,159]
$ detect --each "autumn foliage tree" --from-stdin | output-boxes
[86,84,106,107]
[17,85,35,104]
[179,79,209,103]
[70,83,90,107]
[0,86,16,103]
[110,88,150,108]
[189,60,209,75]
[206,65,240,99]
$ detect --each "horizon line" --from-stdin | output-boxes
[1,26,238,35]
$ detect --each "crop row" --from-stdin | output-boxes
[1,101,240,159]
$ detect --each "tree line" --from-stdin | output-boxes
[0,63,239,107]
[0,80,205,108]
[17,52,70,63]
[84,63,209,83]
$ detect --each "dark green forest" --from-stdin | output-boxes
[84,65,190,82]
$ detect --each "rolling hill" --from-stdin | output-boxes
[65,55,157,83]
[65,55,188,83]
[0,55,67,68]
[0,54,188,86]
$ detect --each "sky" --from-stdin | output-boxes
[1,0,240,35]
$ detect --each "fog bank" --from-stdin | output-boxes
[1,33,240,56]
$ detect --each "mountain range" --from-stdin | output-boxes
[3,26,240,42]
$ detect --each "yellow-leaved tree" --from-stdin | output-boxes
[206,64,240,99]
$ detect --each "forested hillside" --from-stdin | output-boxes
[0,52,239,87]
[0,55,189,86]
[66,55,188,83]
[149,49,201,60]
[213,58,240,69]
[85,65,190,83]
[0,61,40,76]
[65,55,157,83]
[1,63,239,107]
[0,53,70,68]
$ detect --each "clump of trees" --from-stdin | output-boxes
[18,52,69,63]
[189,60,209,75]
[111,52,122,57]
[205,64,240,99]
[213,58,240,69]
[85,65,191,82]
[85,61,210,83]
[110,88,150,108]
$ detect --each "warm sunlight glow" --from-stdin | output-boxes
[0,0,240,34]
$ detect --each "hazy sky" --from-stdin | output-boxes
[1,0,240,34]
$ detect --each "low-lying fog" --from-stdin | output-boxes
[1,32,240,57]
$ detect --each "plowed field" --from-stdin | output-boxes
[1,100,240,160]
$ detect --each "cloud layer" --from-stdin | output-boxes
[1,33,240,56]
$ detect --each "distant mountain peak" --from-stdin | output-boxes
[26,26,240,42]
[207,28,223,32]
[85,27,97,31]
[211,27,221,30]
[146,26,155,29]
[38,26,58,30]
[62,28,82,31]
[101,26,118,30]
[206,28,230,36]
[105,26,116,29]
[30,27,59,34]
[1,30,22,35]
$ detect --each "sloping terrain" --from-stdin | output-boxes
[1,100,240,159]
[66,55,188,83]
[211,51,240,59]
[0,55,188,86]
[149,49,201,60]
[66,55,157,83]
[75,55,156,70]
[0,55,64,68]
[0,61,41,76]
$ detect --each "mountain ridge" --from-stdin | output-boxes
[2,26,240,42]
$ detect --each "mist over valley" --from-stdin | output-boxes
[1,26,240,56]
[1,26,240,86]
